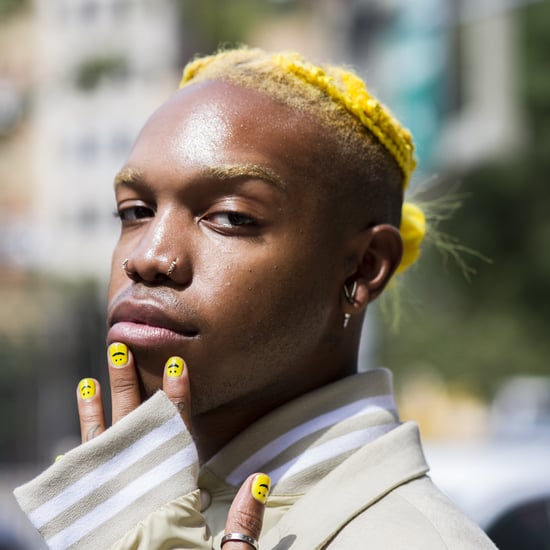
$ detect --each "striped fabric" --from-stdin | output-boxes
[204,368,400,498]
[14,391,198,550]
[15,369,401,548]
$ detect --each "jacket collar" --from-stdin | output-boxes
[201,369,401,496]
[260,421,429,549]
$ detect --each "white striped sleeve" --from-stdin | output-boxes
[14,391,199,549]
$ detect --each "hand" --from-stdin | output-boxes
[76,343,269,549]
[76,343,192,441]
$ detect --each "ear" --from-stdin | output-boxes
[342,224,403,314]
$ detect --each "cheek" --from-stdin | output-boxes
[204,247,332,343]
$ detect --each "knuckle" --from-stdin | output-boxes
[234,510,262,535]
[79,407,101,425]
[110,378,136,395]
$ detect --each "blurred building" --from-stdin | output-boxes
[0,2,181,545]
[1,0,180,279]
[312,0,526,178]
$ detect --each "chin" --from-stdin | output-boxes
[134,361,163,398]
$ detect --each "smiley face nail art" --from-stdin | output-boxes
[165,356,184,377]
[109,342,128,366]
[79,378,96,399]
[251,474,271,504]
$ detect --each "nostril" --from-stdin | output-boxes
[153,272,171,283]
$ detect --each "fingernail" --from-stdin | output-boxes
[165,356,184,377]
[109,342,128,367]
[251,474,271,504]
[79,378,96,400]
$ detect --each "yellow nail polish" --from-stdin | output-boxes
[109,342,128,367]
[165,356,184,377]
[251,474,271,504]
[79,378,96,399]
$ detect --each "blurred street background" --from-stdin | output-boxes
[1,0,549,547]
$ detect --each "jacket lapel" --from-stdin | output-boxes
[261,422,429,549]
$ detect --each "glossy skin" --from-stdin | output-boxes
[106,80,400,460]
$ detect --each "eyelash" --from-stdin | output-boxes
[205,211,257,228]
[114,205,155,222]
[113,206,260,232]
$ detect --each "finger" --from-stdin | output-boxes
[108,342,141,424]
[222,473,271,550]
[77,378,106,443]
[163,356,192,431]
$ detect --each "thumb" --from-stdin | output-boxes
[221,473,271,549]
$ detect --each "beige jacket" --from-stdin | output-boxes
[15,370,497,549]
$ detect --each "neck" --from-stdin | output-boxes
[191,403,265,464]
[191,365,357,464]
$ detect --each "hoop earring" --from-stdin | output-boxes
[342,281,357,329]
[343,281,358,305]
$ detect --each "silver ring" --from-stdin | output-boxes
[166,259,177,276]
[122,258,132,275]
[221,532,258,549]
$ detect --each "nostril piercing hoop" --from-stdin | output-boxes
[166,259,177,276]
[122,258,132,275]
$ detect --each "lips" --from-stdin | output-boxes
[107,298,200,349]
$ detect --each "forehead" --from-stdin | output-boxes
[126,79,332,187]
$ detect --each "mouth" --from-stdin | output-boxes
[107,299,200,349]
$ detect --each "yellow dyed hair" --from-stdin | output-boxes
[179,47,425,274]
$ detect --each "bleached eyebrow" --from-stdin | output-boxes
[202,163,287,192]
[113,167,144,190]
[113,163,287,193]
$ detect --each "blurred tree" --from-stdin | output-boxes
[379,1,550,399]
[74,55,128,91]
[0,0,28,20]
[173,0,299,61]
[0,277,106,465]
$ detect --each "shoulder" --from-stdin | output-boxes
[330,475,497,550]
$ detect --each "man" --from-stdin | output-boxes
[15,48,496,549]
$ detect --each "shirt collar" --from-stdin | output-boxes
[201,368,400,495]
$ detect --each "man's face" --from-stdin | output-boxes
[107,80,347,416]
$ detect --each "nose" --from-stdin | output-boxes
[123,209,192,286]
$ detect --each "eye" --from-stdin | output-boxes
[115,204,155,222]
[207,211,257,228]
[200,209,262,236]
